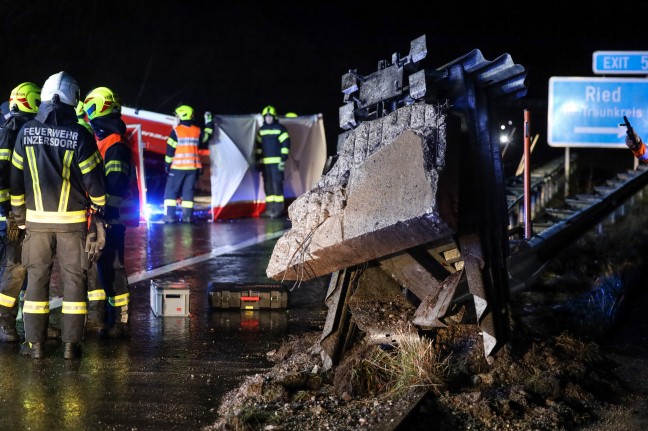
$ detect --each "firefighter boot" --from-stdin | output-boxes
[260,202,271,218]
[181,207,194,223]
[63,342,81,360]
[21,341,45,359]
[0,318,18,342]
[0,309,19,342]
[86,295,106,336]
[274,201,285,218]
[163,205,178,224]
[106,305,130,339]
[268,201,283,218]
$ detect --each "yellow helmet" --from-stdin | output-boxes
[174,104,194,121]
[75,100,85,118]
[261,105,277,117]
[9,82,41,114]
[83,87,120,121]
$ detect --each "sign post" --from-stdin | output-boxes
[548,77,648,148]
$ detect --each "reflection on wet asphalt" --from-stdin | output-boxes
[0,218,330,431]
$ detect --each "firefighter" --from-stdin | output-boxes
[83,86,140,338]
[163,105,213,223]
[0,83,40,341]
[0,82,62,343]
[626,129,648,163]
[255,105,291,218]
[10,71,106,359]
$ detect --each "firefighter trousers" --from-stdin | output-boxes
[97,224,130,328]
[22,230,88,344]
[0,229,27,325]
[164,169,198,212]
[262,163,285,216]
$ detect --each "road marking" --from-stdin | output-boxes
[127,229,288,284]
[574,125,626,137]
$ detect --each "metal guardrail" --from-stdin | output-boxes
[506,156,571,235]
[507,161,648,294]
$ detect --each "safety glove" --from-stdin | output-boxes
[204,111,213,125]
[165,163,171,174]
[626,131,643,151]
[85,212,106,262]
[278,160,285,172]
[6,211,21,242]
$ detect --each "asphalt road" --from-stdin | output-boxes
[0,217,330,431]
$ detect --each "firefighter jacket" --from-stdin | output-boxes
[10,101,106,231]
[165,119,213,171]
[255,120,291,166]
[97,132,140,228]
[0,113,34,222]
[631,140,648,163]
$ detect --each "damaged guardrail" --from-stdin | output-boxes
[267,35,527,366]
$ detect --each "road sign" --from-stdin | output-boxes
[548,77,648,148]
[593,51,648,75]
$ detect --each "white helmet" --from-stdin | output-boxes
[41,71,80,106]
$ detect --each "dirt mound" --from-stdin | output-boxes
[207,318,648,431]
[207,199,648,431]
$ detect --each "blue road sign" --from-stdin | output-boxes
[548,77,648,148]
[593,51,648,75]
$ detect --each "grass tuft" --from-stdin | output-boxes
[352,330,449,399]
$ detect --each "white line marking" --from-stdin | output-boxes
[127,229,288,284]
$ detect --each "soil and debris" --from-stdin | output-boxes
[206,184,648,431]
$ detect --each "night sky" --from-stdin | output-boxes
[0,1,633,151]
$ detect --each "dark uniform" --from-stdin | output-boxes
[10,100,105,349]
[256,106,291,217]
[88,112,139,337]
[0,112,32,339]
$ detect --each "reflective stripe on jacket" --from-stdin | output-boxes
[255,121,290,165]
[9,102,106,231]
[97,133,140,227]
[166,124,202,170]
[0,114,32,217]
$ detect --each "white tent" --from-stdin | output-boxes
[121,107,327,221]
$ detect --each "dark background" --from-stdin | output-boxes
[0,1,634,155]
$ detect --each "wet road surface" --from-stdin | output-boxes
[0,217,330,431]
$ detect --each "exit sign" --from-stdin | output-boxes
[593,51,648,75]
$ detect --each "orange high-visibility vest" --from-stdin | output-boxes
[170,124,202,170]
[97,133,140,227]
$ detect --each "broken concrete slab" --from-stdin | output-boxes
[267,102,459,281]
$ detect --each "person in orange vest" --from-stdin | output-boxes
[626,128,648,163]
[83,86,140,338]
[255,105,291,218]
[163,105,213,223]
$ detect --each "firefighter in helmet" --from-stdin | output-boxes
[10,71,106,359]
[83,86,140,338]
[163,104,213,223]
[0,82,43,342]
[255,105,291,218]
